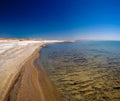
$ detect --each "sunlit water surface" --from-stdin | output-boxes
[37,41,120,101]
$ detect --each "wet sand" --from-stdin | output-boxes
[7,46,64,101]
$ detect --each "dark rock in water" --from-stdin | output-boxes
[41,45,46,48]
[113,86,120,90]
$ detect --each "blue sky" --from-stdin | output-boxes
[0,0,120,40]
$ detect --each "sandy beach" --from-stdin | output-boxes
[0,39,64,101]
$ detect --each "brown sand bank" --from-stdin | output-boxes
[0,39,65,101]
[6,46,64,101]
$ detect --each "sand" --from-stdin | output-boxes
[0,39,64,101]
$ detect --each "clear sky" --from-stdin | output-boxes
[0,0,120,40]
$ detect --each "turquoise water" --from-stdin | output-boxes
[38,41,120,101]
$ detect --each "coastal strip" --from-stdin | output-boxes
[7,44,64,101]
[0,39,65,101]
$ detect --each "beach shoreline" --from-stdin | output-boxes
[0,39,65,101]
[5,44,43,101]
[7,44,64,101]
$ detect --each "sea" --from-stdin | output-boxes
[37,41,120,101]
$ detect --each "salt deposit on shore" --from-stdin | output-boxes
[0,39,64,101]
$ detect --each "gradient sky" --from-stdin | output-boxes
[0,0,120,40]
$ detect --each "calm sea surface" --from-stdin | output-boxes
[37,41,120,101]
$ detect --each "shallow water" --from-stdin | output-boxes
[38,41,120,101]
